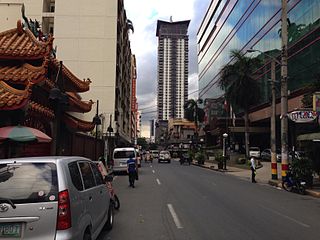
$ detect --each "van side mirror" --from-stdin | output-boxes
[104,175,113,182]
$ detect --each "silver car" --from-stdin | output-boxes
[0,156,113,240]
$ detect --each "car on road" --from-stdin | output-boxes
[0,156,113,240]
[159,150,171,163]
[150,150,159,160]
[261,148,281,162]
[249,147,261,158]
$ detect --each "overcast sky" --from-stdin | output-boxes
[124,0,211,137]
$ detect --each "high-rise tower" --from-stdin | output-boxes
[156,19,190,120]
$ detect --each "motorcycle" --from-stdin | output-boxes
[282,169,306,195]
[105,175,120,210]
[180,153,191,165]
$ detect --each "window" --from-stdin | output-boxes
[0,163,58,203]
[68,162,83,191]
[90,163,104,185]
[79,162,96,189]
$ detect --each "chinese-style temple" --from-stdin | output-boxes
[0,20,103,159]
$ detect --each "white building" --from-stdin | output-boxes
[0,0,134,144]
[156,19,190,121]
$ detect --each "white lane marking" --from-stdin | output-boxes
[167,204,183,229]
[156,178,161,185]
[150,165,153,168]
[152,170,155,174]
[259,205,310,228]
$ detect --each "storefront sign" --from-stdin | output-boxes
[288,111,317,123]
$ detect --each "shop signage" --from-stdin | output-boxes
[288,111,317,123]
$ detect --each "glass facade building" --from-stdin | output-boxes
[198,0,320,111]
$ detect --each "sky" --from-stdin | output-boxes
[124,0,211,138]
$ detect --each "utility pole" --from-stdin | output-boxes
[271,60,278,180]
[281,0,289,179]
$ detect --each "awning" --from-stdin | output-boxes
[297,132,320,141]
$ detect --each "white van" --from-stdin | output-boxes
[113,147,137,173]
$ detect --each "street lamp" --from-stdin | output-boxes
[247,48,279,180]
[105,114,114,167]
[222,133,228,170]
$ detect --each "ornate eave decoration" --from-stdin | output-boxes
[51,58,91,92]
[0,20,53,60]
[0,80,32,110]
[63,113,95,132]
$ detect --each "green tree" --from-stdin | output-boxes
[137,137,148,149]
[218,50,261,158]
[184,99,205,138]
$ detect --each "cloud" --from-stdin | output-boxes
[124,0,211,130]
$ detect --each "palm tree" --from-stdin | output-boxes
[218,49,261,158]
[184,99,205,140]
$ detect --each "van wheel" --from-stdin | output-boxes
[83,231,91,240]
[104,203,114,230]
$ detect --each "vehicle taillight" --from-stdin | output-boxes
[57,190,71,230]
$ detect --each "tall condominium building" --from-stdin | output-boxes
[156,19,190,120]
[0,0,135,144]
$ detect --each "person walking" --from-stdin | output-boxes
[250,156,257,183]
[127,155,137,188]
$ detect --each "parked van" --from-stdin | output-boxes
[113,147,137,173]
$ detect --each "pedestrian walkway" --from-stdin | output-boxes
[192,160,320,198]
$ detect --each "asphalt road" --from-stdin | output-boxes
[98,159,320,240]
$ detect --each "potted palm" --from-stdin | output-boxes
[215,152,224,169]
[195,150,206,165]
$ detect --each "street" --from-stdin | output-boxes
[99,160,320,240]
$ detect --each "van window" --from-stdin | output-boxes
[69,162,84,191]
[0,163,58,203]
[114,150,135,159]
[79,162,96,189]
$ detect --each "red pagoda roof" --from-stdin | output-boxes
[63,113,95,132]
[28,101,54,120]
[0,80,32,110]
[0,20,53,60]
[0,57,48,84]
[51,58,91,92]
[67,92,93,113]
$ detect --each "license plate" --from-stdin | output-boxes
[120,163,127,166]
[0,223,22,238]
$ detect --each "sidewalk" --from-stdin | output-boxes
[192,160,320,198]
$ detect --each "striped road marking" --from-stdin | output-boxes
[152,170,155,174]
[167,204,183,229]
[156,178,161,185]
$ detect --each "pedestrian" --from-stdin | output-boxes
[127,154,137,188]
[250,156,257,183]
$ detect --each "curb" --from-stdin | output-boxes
[268,180,320,198]
[193,163,320,199]
[191,162,228,172]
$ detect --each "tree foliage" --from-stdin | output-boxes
[218,50,261,111]
[184,99,205,125]
[218,49,261,158]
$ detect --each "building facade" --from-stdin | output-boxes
[0,0,135,144]
[156,19,190,120]
[198,0,320,149]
